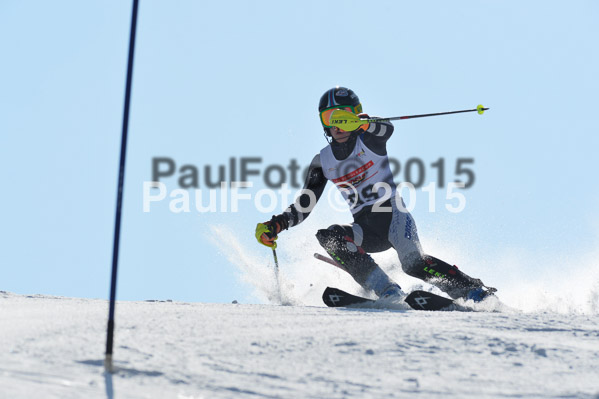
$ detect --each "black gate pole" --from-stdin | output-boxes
[105,0,139,373]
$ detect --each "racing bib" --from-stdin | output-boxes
[320,136,396,214]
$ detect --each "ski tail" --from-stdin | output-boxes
[322,287,374,307]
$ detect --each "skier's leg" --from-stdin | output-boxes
[315,225,402,297]
[387,198,491,299]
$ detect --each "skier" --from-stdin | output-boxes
[255,87,494,302]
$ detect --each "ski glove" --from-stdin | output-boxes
[255,222,280,248]
[255,215,288,249]
[356,113,370,131]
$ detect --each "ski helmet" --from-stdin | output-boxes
[318,87,362,139]
[318,86,361,113]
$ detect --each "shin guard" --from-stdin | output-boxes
[402,254,486,299]
[316,229,394,295]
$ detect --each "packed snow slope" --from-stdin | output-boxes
[1,291,598,399]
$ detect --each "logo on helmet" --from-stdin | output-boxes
[335,89,349,97]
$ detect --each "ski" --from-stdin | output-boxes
[404,290,454,311]
[323,287,375,307]
[322,286,454,311]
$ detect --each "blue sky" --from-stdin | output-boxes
[1,1,598,305]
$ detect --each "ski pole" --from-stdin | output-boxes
[271,247,283,303]
[329,105,489,131]
[272,247,279,271]
[375,104,488,122]
[272,247,281,288]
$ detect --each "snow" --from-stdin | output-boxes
[1,291,599,399]
[3,225,598,398]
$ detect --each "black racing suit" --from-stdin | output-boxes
[273,122,487,299]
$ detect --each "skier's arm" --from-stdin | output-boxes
[256,153,327,246]
[361,115,394,156]
[277,153,327,229]
[255,154,327,247]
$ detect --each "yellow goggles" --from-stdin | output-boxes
[320,104,362,128]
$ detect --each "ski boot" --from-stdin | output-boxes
[379,283,406,300]
[465,286,497,302]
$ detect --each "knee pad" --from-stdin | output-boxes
[316,228,365,260]
[326,224,350,236]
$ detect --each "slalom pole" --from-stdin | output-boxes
[105,0,139,373]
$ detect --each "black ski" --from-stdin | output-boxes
[323,287,376,307]
[322,286,454,311]
[404,290,454,311]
